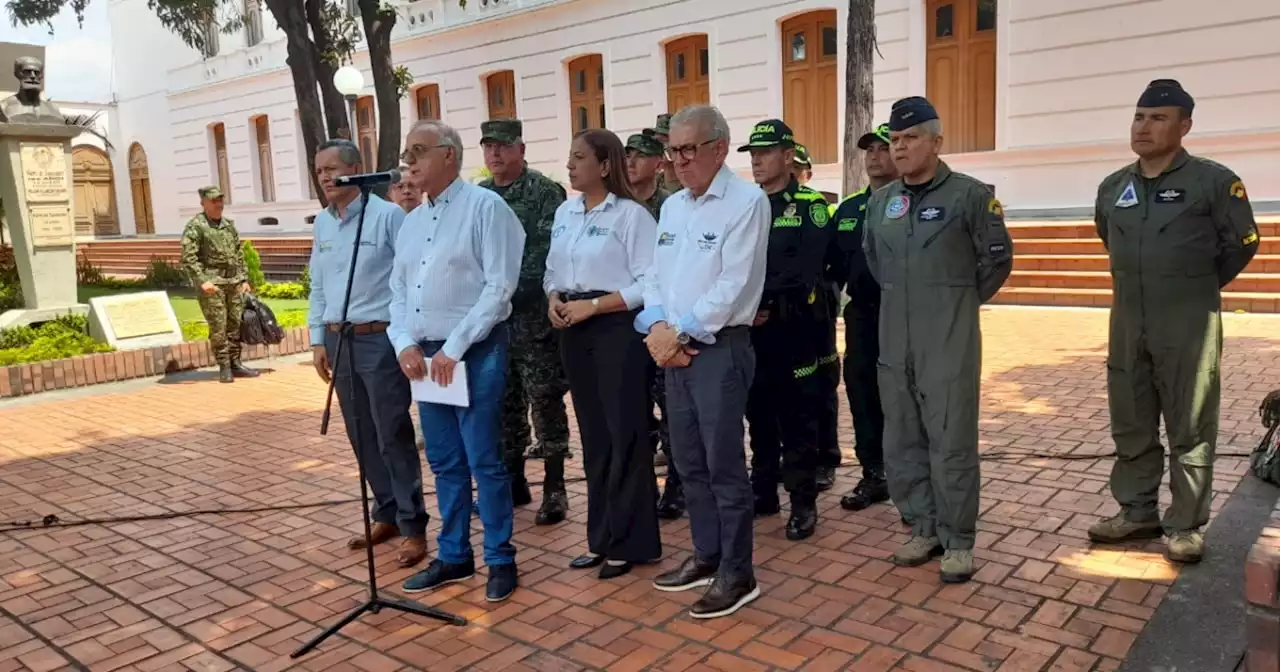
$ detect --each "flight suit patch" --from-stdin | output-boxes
[657,232,677,246]
[811,203,829,227]
[837,218,858,232]
[987,198,1004,217]
[1243,230,1260,246]
[989,242,1008,256]
[1116,181,1139,208]
[1154,188,1185,203]
[919,207,946,221]
[885,195,909,219]
[1231,180,1249,201]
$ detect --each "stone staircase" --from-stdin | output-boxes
[80,237,312,282]
[993,215,1280,313]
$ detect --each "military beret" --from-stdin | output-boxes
[480,118,523,145]
[1137,79,1194,115]
[737,119,796,152]
[888,96,939,131]
[626,133,665,156]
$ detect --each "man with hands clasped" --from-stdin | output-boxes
[388,120,527,603]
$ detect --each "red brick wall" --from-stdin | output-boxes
[1246,501,1280,672]
[0,327,313,399]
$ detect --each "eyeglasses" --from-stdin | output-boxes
[663,139,718,162]
[407,143,451,157]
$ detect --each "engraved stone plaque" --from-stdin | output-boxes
[19,142,68,203]
[88,291,184,350]
[28,203,73,247]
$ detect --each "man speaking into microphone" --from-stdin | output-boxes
[306,139,429,569]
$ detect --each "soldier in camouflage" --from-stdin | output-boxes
[180,186,259,384]
[479,119,572,526]
[642,113,678,192]
[624,132,684,520]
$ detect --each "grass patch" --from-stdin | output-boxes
[77,286,310,341]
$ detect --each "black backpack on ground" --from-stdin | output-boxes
[1252,390,1280,486]
[240,293,285,346]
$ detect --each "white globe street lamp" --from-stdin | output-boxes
[333,65,365,145]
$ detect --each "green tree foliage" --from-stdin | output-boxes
[241,241,266,288]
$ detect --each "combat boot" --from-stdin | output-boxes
[1087,513,1162,544]
[536,456,567,526]
[218,365,234,384]
[1165,530,1204,564]
[508,456,532,507]
[229,359,260,378]
[840,470,890,511]
[892,536,943,567]
[657,481,685,520]
[786,499,817,541]
[939,550,973,583]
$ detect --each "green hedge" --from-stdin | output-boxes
[0,314,114,367]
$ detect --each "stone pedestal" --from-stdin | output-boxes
[0,122,88,329]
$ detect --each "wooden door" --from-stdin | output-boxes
[568,55,605,134]
[781,11,838,165]
[666,35,710,114]
[486,71,517,120]
[128,143,155,235]
[356,96,377,172]
[416,84,441,120]
[72,146,119,237]
[254,116,275,202]
[211,122,232,204]
[926,0,997,153]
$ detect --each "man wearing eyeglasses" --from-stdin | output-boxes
[391,120,527,603]
[637,104,771,619]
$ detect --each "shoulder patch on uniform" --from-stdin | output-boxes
[1230,180,1248,201]
[838,218,858,232]
[1116,181,1139,208]
[1243,229,1260,246]
[987,198,1003,218]
[811,203,829,227]
[885,194,909,220]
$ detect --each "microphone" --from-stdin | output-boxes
[335,169,401,187]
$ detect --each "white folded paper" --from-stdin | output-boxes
[409,361,470,407]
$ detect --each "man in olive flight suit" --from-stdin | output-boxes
[180,186,259,384]
[741,119,834,541]
[479,119,572,526]
[864,97,1013,583]
[1090,79,1260,564]
[828,123,899,512]
[626,132,685,519]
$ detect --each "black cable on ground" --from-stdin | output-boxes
[0,450,1257,533]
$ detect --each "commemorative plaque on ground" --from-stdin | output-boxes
[88,291,184,350]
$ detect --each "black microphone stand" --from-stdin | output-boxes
[292,182,466,659]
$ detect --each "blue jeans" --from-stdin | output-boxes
[417,324,516,567]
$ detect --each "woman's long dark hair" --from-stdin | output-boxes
[575,128,636,201]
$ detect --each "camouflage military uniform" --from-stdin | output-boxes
[180,186,249,377]
[479,119,571,525]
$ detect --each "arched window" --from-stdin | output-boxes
[665,35,710,113]
[415,84,441,120]
[781,10,838,164]
[128,143,155,235]
[567,55,605,133]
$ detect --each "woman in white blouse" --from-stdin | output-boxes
[545,129,661,579]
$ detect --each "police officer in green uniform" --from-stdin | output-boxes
[829,123,899,512]
[1089,79,1260,564]
[625,132,685,519]
[864,97,1013,583]
[642,113,677,191]
[479,119,572,525]
[180,186,259,384]
[792,142,842,490]
[740,119,833,540]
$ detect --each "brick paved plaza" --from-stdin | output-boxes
[1,306,1277,672]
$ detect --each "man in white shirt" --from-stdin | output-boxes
[388,120,527,603]
[636,104,771,619]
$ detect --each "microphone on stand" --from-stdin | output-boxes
[334,169,402,187]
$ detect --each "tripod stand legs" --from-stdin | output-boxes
[291,596,468,658]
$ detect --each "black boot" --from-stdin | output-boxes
[229,359,260,378]
[786,500,817,541]
[840,471,890,511]
[657,481,685,520]
[536,456,567,525]
[509,456,532,507]
[753,490,780,518]
[218,365,234,383]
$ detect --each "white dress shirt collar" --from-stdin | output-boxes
[565,191,618,214]
[426,176,466,207]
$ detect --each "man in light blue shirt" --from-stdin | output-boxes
[389,120,527,603]
[307,139,428,569]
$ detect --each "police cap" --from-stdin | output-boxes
[888,96,939,131]
[857,123,892,149]
[737,119,796,152]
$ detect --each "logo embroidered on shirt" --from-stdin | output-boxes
[1155,188,1185,203]
[552,225,566,239]
[811,203,829,228]
[920,207,945,221]
[697,232,719,251]
[586,225,610,237]
[658,231,677,246]
[885,195,909,220]
[838,218,858,232]
[1116,181,1139,208]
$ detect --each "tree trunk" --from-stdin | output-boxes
[264,0,328,206]
[358,0,401,173]
[305,0,353,139]
[842,0,876,195]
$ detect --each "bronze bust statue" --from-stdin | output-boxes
[0,56,63,124]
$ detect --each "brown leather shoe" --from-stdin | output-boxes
[348,522,400,550]
[397,537,428,568]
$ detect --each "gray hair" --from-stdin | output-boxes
[671,104,731,144]
[917,119,943,137]
[317,138,363,167]
[409,119,464,166]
